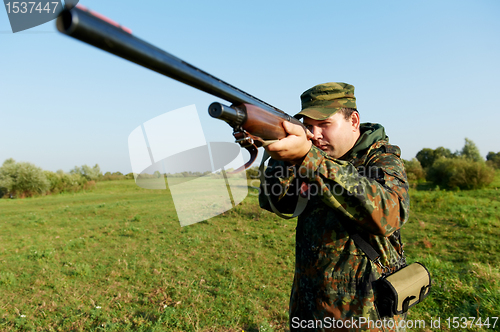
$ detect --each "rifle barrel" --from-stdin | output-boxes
[56,6,284,117]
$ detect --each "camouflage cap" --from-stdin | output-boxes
[295,82,357,120]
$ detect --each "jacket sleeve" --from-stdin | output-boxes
[261,145,410,236]
[258,159,301,214]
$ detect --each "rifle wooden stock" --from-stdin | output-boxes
[209,102,304,146]
[242,103,292,144]
[57,5,306,168]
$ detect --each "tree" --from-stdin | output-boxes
[416,147,454,169]
[434,146,455,160]
[460,138,483,162]
[71,164,103,181]
[415,148,435,169]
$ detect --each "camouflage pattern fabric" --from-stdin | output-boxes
[259,123,410,332]
[295,82,357,120]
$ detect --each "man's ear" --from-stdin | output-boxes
[351,111,360,131]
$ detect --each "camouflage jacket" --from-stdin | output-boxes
[259,123,410,332]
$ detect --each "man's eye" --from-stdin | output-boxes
[305,125,313,131]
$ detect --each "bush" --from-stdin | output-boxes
[102,171,127,181]
[402,158,426,184]
[44,170,89,194]
[427,157,495,190]
[70,164,103,181]
[135,172,163,180]
[416,147,455,169]
[246,166,260,179]
[486,151,500,169]
[101,172,135,181]
[0,159,50,197]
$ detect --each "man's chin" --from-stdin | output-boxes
[316,146,335,157]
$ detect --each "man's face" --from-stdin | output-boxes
[303,111,360,159]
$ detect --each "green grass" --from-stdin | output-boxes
[0,173,499,331]
[403,171,500,331]
[0,180,293,331]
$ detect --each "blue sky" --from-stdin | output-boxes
[1,0,499,173]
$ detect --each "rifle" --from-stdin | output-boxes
[56,5,306,169]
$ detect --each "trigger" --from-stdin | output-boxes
[228,144,258,174]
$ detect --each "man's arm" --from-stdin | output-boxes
[296,144,409,236]
[258,159,302,214]
[261,122,409,236]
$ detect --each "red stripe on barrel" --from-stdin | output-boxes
[76,4,132,34]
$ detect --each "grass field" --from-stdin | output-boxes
[0,173,499,331]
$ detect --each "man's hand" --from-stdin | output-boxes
[264,121,314,165]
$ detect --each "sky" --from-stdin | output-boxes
[1,0,499,174]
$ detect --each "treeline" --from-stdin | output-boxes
[0,159,107,198]
[2,138,497,198]
[0,158,248,199]
[166,170,246,179]
[166,171,214,178]
[0,159,135,199]
[404,138,498,190]
[0,159,92,198]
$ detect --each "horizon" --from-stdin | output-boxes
[1,0,499,173]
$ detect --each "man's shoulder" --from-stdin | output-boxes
[369,140,402,158]
[349,139,405,176]
[350,137,402,163]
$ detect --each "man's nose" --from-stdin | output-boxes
[310,127,322,141]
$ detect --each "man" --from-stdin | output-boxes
[259,83,409,332]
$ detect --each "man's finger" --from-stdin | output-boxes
[283,121,307,136]
[265,138,287,152]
